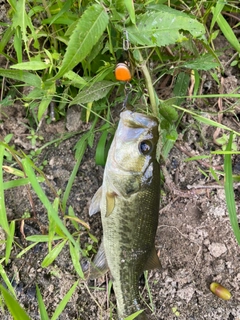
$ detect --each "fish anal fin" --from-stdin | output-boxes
[89,186,102,216]
[145,247,161,271]
[89,242,109,279]
[105,192,117,217]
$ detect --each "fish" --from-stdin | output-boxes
[88,110,161,319]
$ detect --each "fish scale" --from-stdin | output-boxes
[89,110,161,319]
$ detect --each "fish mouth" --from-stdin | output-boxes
[120,110,158,129]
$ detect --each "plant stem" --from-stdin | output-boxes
[137,51,158,117]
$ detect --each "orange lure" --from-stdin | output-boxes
[115,63,132,82]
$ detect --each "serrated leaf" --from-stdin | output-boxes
[11,0,38,49]
[70,81,115,105]
[127,5,205,47]
[53,4,109,80]
[0,68,41,87]
[182,53,220,70]
[10,61,50,71]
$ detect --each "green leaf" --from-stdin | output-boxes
[48,0,73,26]
[38,96,52,121]
[182,53,220,70]
[173,72,190,104]
[62,132,89,213]
[63,70,87,86]
[224,134,240,244]
[127,5,205,47]
[0,259,16,298]
[36,285,50,320]
[172,104,240,138]
[5,221,15,265]
[159,98,179,122]
[212,10,240,53]
[0,145,10,235]
[11,0,38,50]
[0,284,30,320]
[0,27,15,55]
[10,61,50,71]
[70,81,115,105]
[51,280,79,320]
[124,0,136,24]
[41,239,67,267]
[16,242,39,258]
[26,235,63,242]
[21,157,76,246]
[124,310,144,319]
[95,130,109,165]
[3,177,45,190]
[0,68,41,88]
[210,1,225,31]
[69,242,84,279]
[52,4,109,80]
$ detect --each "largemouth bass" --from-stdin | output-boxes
[89,110,161,319]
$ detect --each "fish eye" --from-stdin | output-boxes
[139,140,153,155]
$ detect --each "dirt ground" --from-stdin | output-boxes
[1,3,240,320]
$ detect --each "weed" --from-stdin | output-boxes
[0,0,240,319]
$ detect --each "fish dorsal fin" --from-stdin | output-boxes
[145,247,161,271]
[89,241,109,279]
[89,186,102,216]
[105,192,116,217]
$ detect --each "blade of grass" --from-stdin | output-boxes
[36,285,50,320]
[16,242,39,258]
[69,241,84,279]
[124,310,144,319]
[0,284,31,320]
[213,9,240,53]
[51,280,79,320]
[172,105,240,137]
[224,134,240,244]
[41,239,67,267]
[62,132,89,213]
[21,157,76,246]
[0,145,10,235]
[5,221,15,265]
[0,258,16,298]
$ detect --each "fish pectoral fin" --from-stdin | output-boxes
[89,186,102,216]
[89,242,109,279]
[145,247,161,271]
[105,191,117,217]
